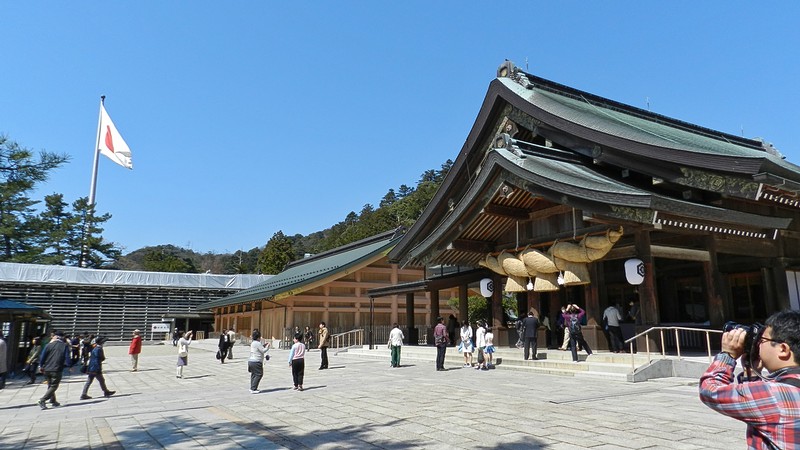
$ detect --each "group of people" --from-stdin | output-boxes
[452,318,496,371]
[32,330,117,410]
[216,328,237,363]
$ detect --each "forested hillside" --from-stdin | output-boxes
[113,160,453,274]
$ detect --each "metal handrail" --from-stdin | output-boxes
[624,326,723,370]
[332,329,364,354]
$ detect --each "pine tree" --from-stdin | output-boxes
[257,231,295,274]
[71,197,121,268]
[0,135,69,262]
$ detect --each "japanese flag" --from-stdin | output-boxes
[98,103,133,169]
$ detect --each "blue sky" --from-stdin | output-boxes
[2,3,799,255]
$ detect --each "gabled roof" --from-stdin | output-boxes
[389,61,799,267]
[199,229,403,310]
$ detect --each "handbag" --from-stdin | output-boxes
[215,350,221,360]
[179,344,188,357]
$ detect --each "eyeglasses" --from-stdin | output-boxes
[757,336,784,345]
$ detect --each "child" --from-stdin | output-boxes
[484,327,495,369]
[288,332,306,391]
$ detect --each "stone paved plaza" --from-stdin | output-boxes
[0,340,745,449]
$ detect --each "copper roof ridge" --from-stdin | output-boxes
[498,60,766,152]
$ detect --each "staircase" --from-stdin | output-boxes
[341,345,662,382]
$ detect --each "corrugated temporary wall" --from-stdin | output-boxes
[0,263,271,341]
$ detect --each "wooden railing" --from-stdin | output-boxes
[332,329,364,354]
[624,326,723,370]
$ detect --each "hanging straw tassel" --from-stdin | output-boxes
[504,275,528,292]
[533,272,560,292]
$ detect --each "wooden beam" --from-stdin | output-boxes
[650,245,710,262]
[528,205,572,221]
[448,239,495,254]
[482,203,530,220]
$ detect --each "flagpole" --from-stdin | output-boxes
[88,95,105,206]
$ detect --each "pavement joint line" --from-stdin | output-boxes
[548,387,665,404]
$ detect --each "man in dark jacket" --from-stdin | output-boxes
[521,312,540,360]
[38,330,71,409]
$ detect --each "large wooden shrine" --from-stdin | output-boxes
[386,61,800,340]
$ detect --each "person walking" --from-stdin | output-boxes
[218,328,229,364]
[434,316,449,371]
[388,323,404,368]
[459,320,474,367]
[227,328,236,359]
[176,331,193,378]
[37,330,71,409]
[318,322,331,370]
[521,311,540,360]
[79,336,116,400]
[288,332,306,391]
[81,333,93,366]
[172,329,180,347]
[562,304,593,362]
[248,329,270,393]
[23,337,43,385]
[129,329,142,371]
[603,304,625,353]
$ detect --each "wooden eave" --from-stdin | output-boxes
[399,149,790,268]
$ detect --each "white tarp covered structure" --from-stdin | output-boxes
[0,262,271,290]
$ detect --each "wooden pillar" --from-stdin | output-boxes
[704,235,725,327]
[585,263,601,325]
[430,289,440,328]
[635,230,659,325]
[459,284,468,323]
[406,293,415,329]
[406,292,417,346]
[491,275,503,329]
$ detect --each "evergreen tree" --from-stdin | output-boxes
[142,249,197,273]
[33,193,79,265]
[70,197,121,268]
[257,230,295,274]
[379,189,397,208]
[0,135,69,262]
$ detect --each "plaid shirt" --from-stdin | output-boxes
[699,352,800,449]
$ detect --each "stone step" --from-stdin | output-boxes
[339,346,639,382]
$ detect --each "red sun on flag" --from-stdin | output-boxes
[105,126,115,153]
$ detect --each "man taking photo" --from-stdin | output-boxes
[699,310,800,449]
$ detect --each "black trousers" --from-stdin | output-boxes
[41,371,62,403]
[248,361,263,390]
[320,347,328,369]
[608,326,625,352]
[436,345,446,370]
[523,336,538,360]
[291,359,305,387]
[569,334,593,362]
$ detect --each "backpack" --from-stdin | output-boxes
[568,315,582,337]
